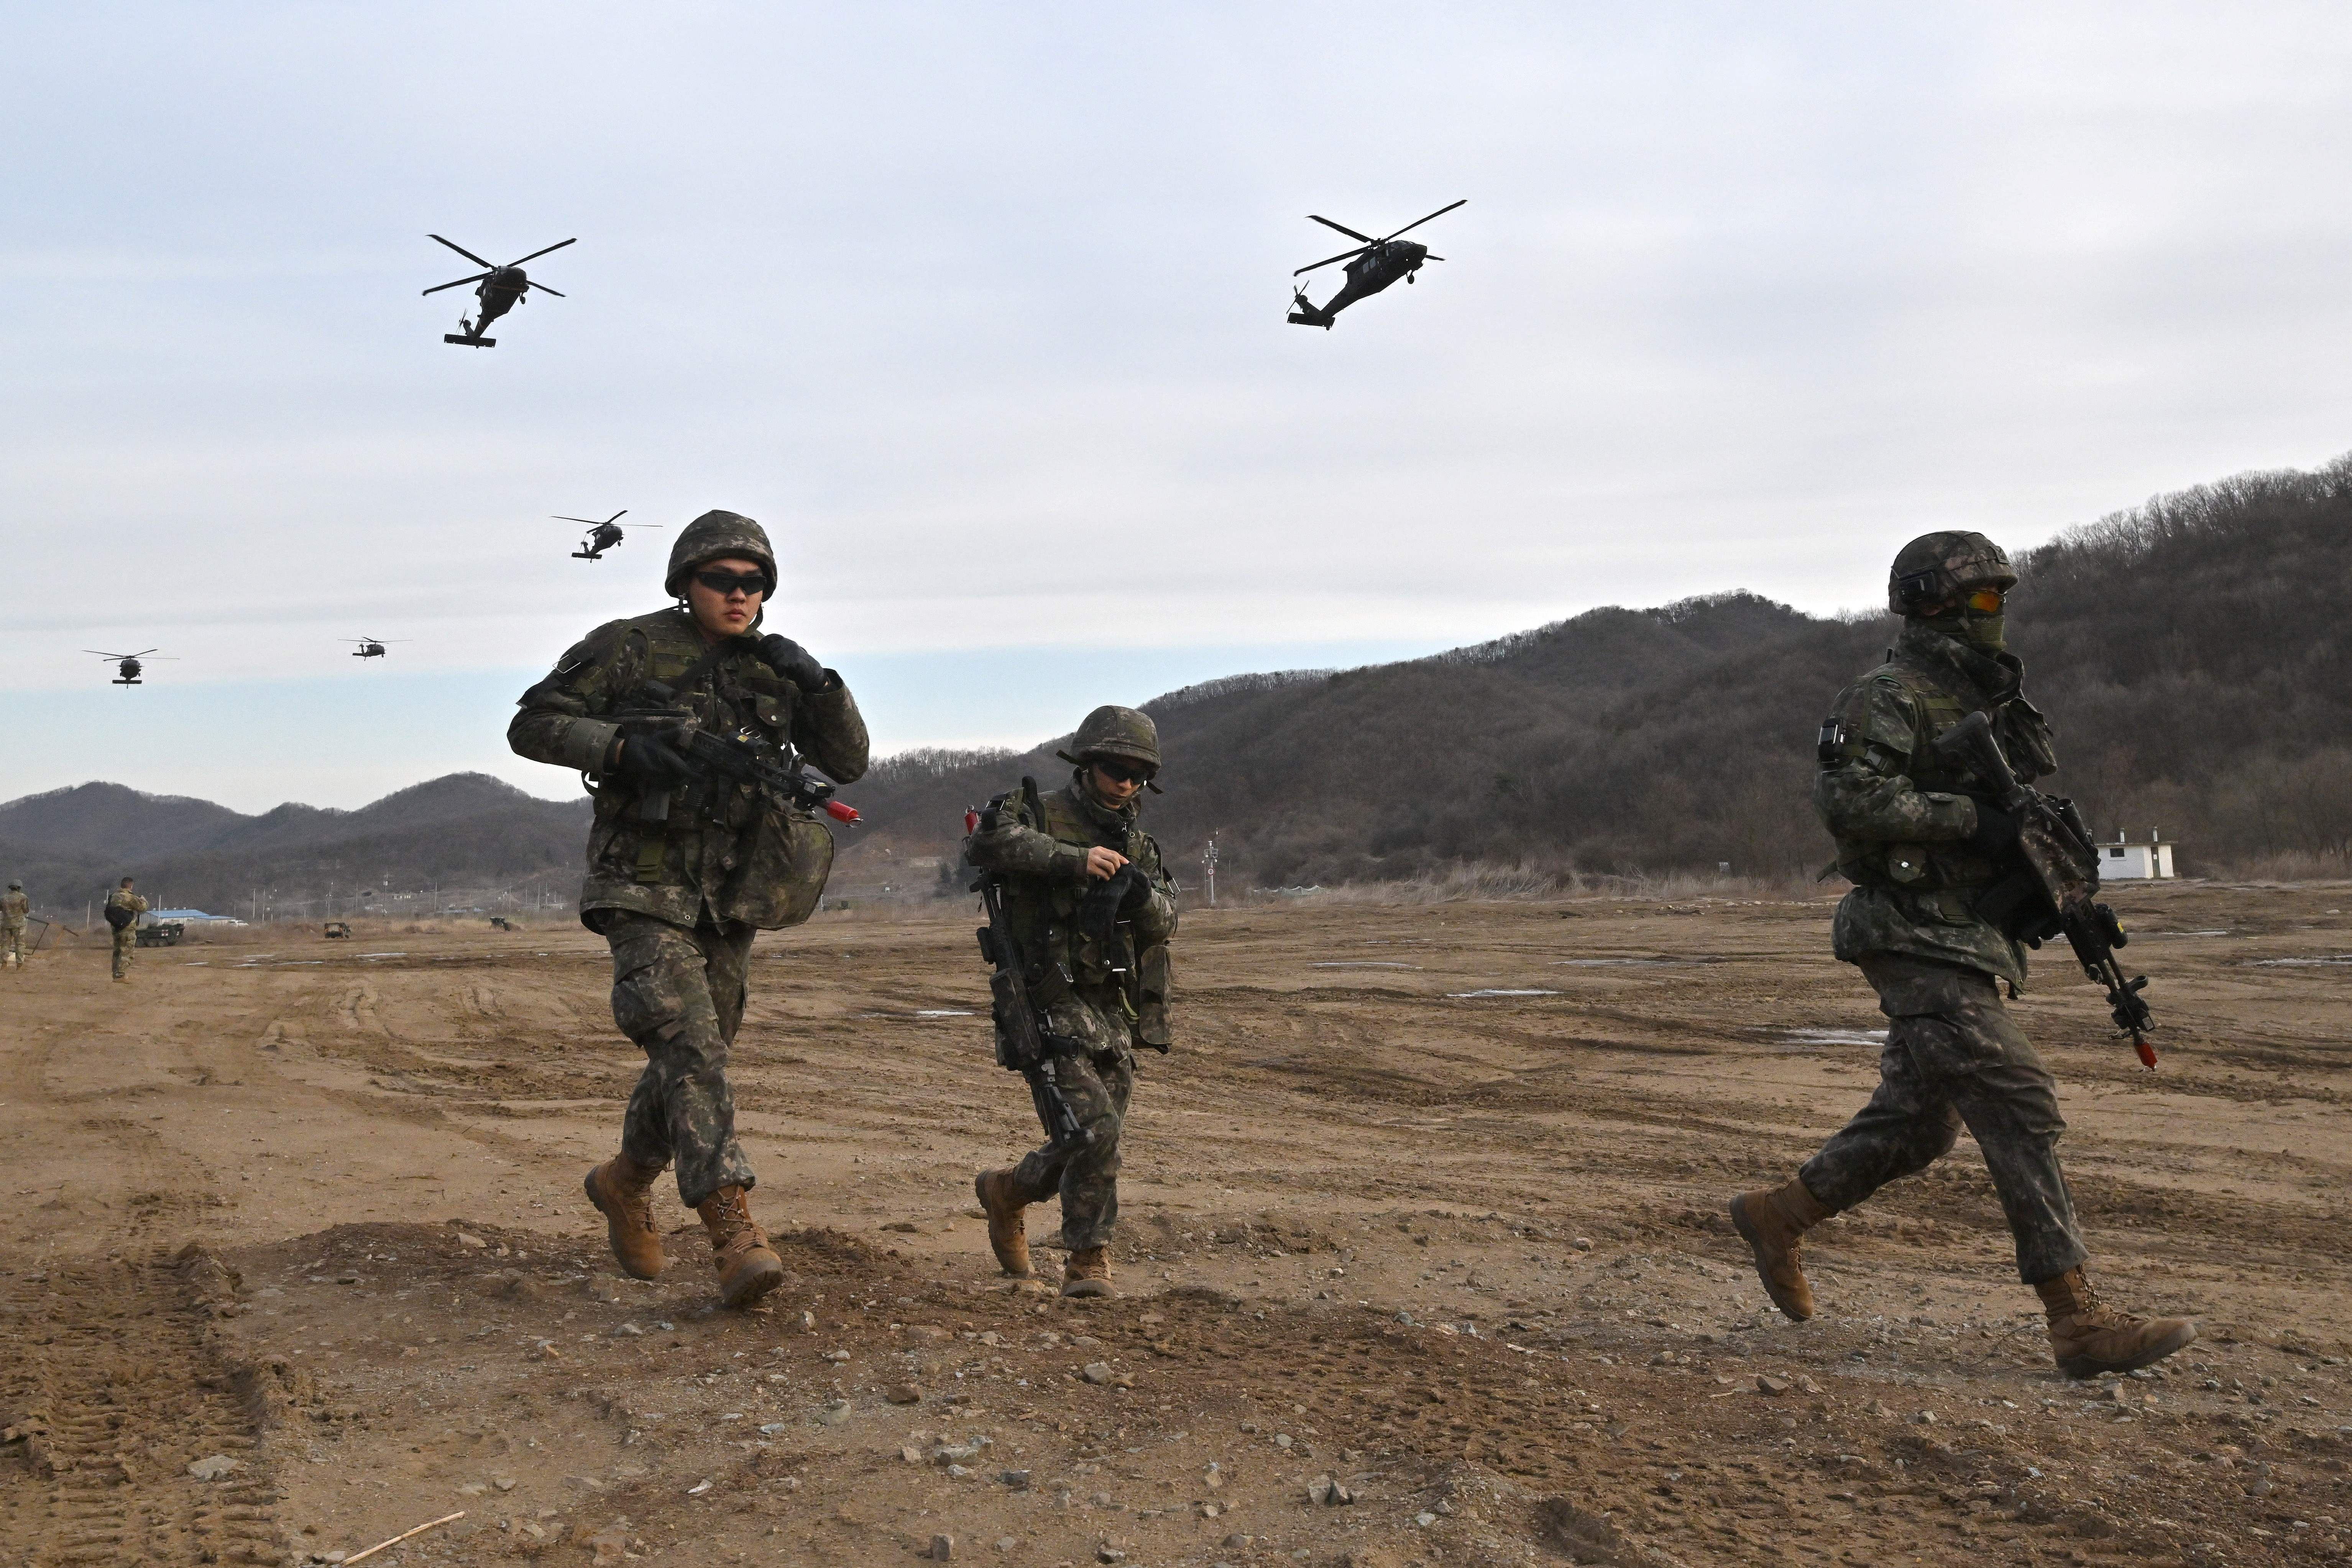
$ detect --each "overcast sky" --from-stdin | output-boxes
[8,3,2352,812]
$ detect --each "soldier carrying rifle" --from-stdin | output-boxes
[1731,531,2197,1379]
[509,511,869,1308]
[968,707,1178,1299]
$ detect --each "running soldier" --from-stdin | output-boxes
[1731,532,2196,1378]
[103,877,147,982]
[508,510,869,1307]
[969,707,1178,1298]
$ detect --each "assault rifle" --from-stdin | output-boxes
[968,787,1091,1152]
[1932,711,2158,1068]
[613,678,861,828]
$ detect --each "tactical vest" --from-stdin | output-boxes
[1823,656,2005,895]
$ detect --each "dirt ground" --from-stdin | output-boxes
[2,881,2349,1568]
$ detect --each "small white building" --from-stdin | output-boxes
[2098,831,2176,880]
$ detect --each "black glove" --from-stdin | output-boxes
[758,634,827,693]
[1078,865,1144,946]
[1965,798,2019,856]
[611,722,696,788]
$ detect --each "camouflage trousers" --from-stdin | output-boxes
[3,924,25,964]
[1800,952,2088,1284]
[1000,1026,1133,1251]
[602,911,757,1209]
[110,926,137,979]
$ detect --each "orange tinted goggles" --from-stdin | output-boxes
[1963,588,2006,614]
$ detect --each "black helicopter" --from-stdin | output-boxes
[558,511,661,562]
[86,649,174,686]
[422,235,575,347]
[346,637,409,660]
[1287,199,1465,328]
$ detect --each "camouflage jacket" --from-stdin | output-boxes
[1814,622,2058,985]
[103,890,148,930]
[966,774,1178,1056]
[1,891,27,925]
[508,607,869,931]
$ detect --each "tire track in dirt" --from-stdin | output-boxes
[0,1248,278,1566]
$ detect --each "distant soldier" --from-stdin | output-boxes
[103,877,147,982]
[968,707,1178,1298]
[508,511,868,1308]
[2,880,29,967]
[1731,532,2196,1378]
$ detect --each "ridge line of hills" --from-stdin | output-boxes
[9,454,2352,912]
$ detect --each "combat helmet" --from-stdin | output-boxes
[1888,530,2015,616]
[665,510,779,599]
[1056,705,1161,771]
[6,880,19,890]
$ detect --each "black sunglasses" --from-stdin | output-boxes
[1092,759,1156,785]
[693,568,767,598]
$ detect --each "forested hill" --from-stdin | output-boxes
[10,458,2348,907]
[844,455,2352,886]
[0,774,588,917]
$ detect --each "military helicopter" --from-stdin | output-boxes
[85,649,175,686]
[558,511,661,562]
[345,637,409,660]
[1287,199,1465,329]
[422,235,575,347]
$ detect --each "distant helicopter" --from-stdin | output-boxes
[85,649,175,686]
[422,235,575,347]
[558,511,662,562]
[345,637,409,660]
[1287,199,1465,329]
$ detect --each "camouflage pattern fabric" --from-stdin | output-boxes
[603,911,758,1208]
[999,1050,1133,1250]
[105,890,147,980]
[2,888,27,963]
[1800,953,2087,1284]
[509,606,868,931]
[1815,621,2058,985]
[966,772,1181,1245]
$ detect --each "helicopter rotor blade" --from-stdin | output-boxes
[1379,199,1467,243]
[1293,245,1370,277]
[427,234,497,269]
[422,272,492,296]
[85,649,157,659]
[522,281,566,297]
[505,238,578,268]
[1421,254,1444,262]
[1306,215,1375,243]
[604,510,628,525]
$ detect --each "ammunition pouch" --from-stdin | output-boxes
[1133,942,1173,1053]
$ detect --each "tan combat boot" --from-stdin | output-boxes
[1061,1245,1114,1299]
[974,1169,1032,1278]
[2035,1266,2198,1378]
[583,1154,666,1280]
[696,1186,786,1308]
[1730,1177,1834,1322]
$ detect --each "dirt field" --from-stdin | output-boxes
[3,882,2349,1568]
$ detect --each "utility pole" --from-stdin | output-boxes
[1201,836,1219,909]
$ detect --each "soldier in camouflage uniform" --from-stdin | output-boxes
[508,511,869,1307]
[1731,532,2196,1378]
[103,877,148,982]
[969,707,1179,1298]
[2,881,28,968]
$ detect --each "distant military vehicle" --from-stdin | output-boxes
[323,921,351,939]
[135,919,186,948]
[347,637,409,660]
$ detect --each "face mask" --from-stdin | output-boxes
[1959,611,2005,653]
